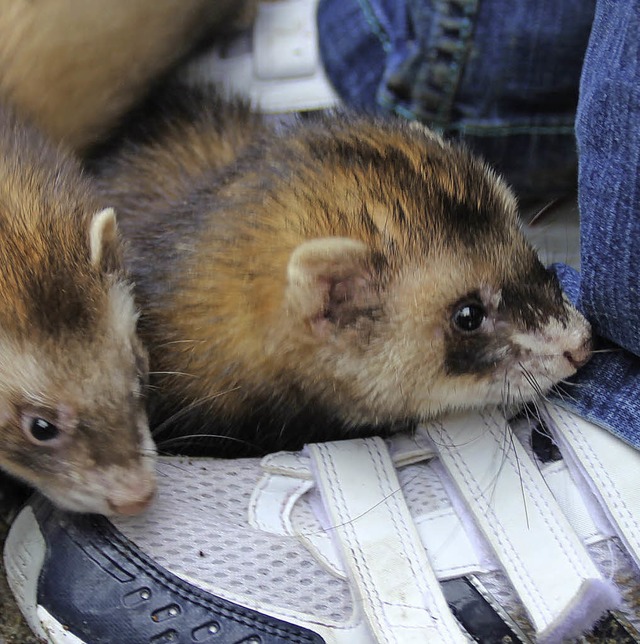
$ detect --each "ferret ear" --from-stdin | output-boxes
[286,237,382,336]
[89,207,121,272]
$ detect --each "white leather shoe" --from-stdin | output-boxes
[5,403,640,643]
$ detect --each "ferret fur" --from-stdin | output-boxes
[94,85,592,456]
[0,105,155,515]
[0,0,256,151]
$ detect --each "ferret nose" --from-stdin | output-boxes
[564,343,591,370]
[108,489,155,516]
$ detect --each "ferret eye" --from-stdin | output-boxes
[452,304,486,332]
[20,406,75,446]
[29,417,60,442]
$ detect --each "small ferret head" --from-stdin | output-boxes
[266,117,591,425]
[0,110,155,515]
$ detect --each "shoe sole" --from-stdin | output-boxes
[4,503,84,643]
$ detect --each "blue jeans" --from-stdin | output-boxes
[318,0,640,448]
[318,0,595,201]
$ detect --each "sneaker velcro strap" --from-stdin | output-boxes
[430,407,620,642]
[307,437,469,644]
[541,402,640,571]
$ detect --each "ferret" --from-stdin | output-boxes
[0,0,256,152]
[0,105,156,516]
[94,85,592,456]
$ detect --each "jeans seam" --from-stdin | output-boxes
[380,0,479,128]
[430,0,478,126]
[356,0,392,53]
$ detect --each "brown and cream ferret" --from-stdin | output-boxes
[0,105,156,515]
[94,85,591,456]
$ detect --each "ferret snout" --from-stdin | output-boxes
[563,335,592,371]
[102,467,157,516]
[108,488,155,516]
[558,305,593,373]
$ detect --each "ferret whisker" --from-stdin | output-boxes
[297,483,407,537]
[509,372,518,403]
[148,370,199,378]
[527,198,561,226]
[525,401,554,453]
[483,412,514,505]
[526,400,568,471]
[523,399,542,426]
[155,433,261,450]
[153,458,194,476]
[156,339,206,347]
[151,386,241,437]
[423,419,482,450]
[548,374,581,404]
[522,369,565,411]
[501,369,510,408]
[555,379,587,388]
[521,401,554,481]
[520,398,534,426]
[534,387,555,406]
[501,378,516,412]
[507,423,530,529]
[529,372,549,401]
[519,363,545,398]
[551,387,578,406]
[409,425,433,452]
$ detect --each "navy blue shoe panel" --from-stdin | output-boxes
[31,496,325,644]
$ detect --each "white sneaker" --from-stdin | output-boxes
[182,0,340,114]
[5,403,640,643]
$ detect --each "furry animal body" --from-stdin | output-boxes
[0,105,155,514]
[95,86,591,456]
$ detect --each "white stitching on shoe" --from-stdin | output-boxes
[309,439,467,644]
[430,408,609,638]
[431,415,550,623]
[543,403,640,569]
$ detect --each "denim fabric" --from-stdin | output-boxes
[318,0,640,448]
[576,0,640,357]
[318,0,595,200]
[554,265,640,449]
[558,0,640,448]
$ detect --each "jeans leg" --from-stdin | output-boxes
[552,0,640,448]
[317,0,594,200]
[576,0,640,355]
